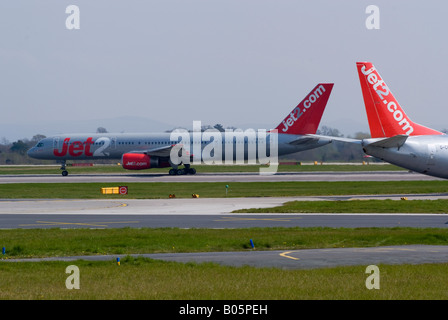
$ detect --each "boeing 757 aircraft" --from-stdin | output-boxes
[316,62,448,179]
[27,83,334,176]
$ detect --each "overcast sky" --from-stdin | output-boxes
[1,1,447,141]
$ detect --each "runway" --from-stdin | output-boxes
[2,212,448,229]
[0,170,443,183]
[1,195,448,229]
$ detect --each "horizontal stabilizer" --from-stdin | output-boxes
[288,137,322,145]
[367,135,408,148]
[305,134,361,144]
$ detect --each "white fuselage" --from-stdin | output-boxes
[27,132,331,163]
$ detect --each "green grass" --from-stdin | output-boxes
[1,227,448,300]
[2,227,448,300]
[2,227,448,258]
[1,258,448,300]
[233,199,448,213]
[0,180,447,199]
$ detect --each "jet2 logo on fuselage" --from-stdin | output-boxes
[53,137,94,157]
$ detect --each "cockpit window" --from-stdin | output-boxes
[36,142,44,148]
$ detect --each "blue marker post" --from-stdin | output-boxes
[116,257,120,266]
[250,239,255,249]
[2,247,5,255]
[225,185,229,196]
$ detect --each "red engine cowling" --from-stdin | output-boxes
[122,153,153,170]
[122,153,171,170]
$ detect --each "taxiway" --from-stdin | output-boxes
[0,170,443,184]
[2,171,448,269]
[1,194,448,229]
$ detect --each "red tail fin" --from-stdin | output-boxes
[356,62,442,138]
[275,83,333,135]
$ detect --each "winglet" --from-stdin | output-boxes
[274,83,334,135]
[356,62,443,138]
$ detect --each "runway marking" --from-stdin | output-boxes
[19,221,140,227]
[215,217,302,222]
[279,251,300,260]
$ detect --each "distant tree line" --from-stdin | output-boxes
[0,134,51,165]
[165,123,237,132]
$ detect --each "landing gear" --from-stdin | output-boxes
[168,165,196,175]
[60,161,68,176]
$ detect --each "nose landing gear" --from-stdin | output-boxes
[60,160,69,176]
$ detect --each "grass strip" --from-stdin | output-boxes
[2,227,448,300]
[233,199,448,213]
[1,258,448,300]
[1,227,448,258]
[0,180,447,199]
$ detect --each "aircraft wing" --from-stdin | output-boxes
[288,136,331,146]
[304,134,362,144]
[128,144,195,159]
[307,134,408,149]
[128,145,178,158]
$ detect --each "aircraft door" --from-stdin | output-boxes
[53,137,60,150]
[427,144,436,165]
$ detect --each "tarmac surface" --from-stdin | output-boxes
[5,245,448,270]
[1,171,448,269]
[1,194,448,229]
[0,170,443,183]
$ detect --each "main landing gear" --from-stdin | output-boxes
[169,168,196,175]
[168,164,196,175]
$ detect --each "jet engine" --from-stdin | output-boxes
[121,153,170,170]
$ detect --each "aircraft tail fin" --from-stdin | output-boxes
[274,83,333,135]
[356,62,443,138]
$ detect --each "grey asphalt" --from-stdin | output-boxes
[1,194,448,229]
[1,213,448,229]
[0,170,442,183]
[4,245,448,270]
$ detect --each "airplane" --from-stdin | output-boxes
[27,83,334,176]
[314,62,448,179]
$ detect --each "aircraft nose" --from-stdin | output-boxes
[27,147,38,158]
